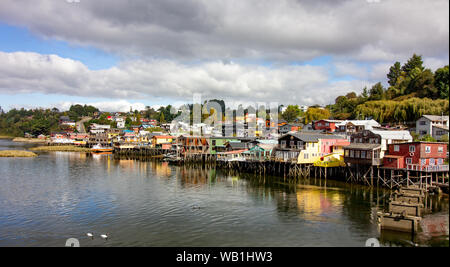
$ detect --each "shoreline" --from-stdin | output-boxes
[30,145,91,152]
[0,150,37,157]
[12,137,47,143]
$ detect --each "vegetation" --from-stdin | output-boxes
[0,150,37,157]
[281,105,303,123]
[304,107,331,124]
[12,137,47,143]
[66,104,99,121]
[0,108,62,137]
[30,146,91,152]
[330,54,449,123]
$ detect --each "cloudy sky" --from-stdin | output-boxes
[0,0,448,112]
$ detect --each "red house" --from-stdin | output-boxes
[313,120,342,132]
[383,142,448,171]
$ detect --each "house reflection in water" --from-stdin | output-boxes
[295,188,343,220]
[177,166,217,187]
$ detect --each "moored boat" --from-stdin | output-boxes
[91,144,113,153]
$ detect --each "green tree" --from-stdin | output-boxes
[304,107,331,124]
[281,105,301,123]
[402,54,424,74]
[369,82,386,101]
[387,61,402,86]
[435,65,449,99]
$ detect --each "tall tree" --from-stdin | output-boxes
[401,54,424,74]
[281,105,301,123]
[369,82,385,100]
[435,65,449,99]
[387,61,402,86]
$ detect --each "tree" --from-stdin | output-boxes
[387,62,402,86]
[304,107,331,124]
[435,65,449,99]
[402,54,424,74]
[159,112,166,123]
[281,105,301,123]
[369,82,385,101]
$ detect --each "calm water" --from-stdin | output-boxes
[0,139,448,247]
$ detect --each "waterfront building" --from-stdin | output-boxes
[416,115,449,140]
[151,135,175,148]
[349,129,412,159]
[383,142,448,171]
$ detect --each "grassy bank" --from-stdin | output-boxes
[30,145,91,152]
[12,137,47,143]
[0,135,14,139]
[0,150,37,157]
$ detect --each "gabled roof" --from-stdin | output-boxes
[336,119,381,128]
[282,132,346,142]
[345,143,381,150]
[227,142,248,149]
[371,130,412,140]
[421,115,449,121]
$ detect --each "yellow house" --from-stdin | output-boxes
[151,135,174,148]
[297,140,322,164]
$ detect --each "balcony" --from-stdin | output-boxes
[407,164,449,172]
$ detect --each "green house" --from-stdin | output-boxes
[208,137,241,154]
[243,143,276,161]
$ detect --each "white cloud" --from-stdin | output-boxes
[1,51,352,106]
[0,0,447,62]
[57,100,147,112]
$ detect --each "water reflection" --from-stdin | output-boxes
[0,139,448,247]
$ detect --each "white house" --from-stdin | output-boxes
[416,115,449,140]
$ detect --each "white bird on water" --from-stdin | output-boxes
[100,234,109,240]
[87,233,94,239]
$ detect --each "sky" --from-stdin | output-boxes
[0,0,448,112]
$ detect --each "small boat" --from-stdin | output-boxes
[91,144,113,153]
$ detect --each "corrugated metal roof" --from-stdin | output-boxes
[285,132,346,142]
[371,130,412,140]
[422,115,449,121]
[345,143,381,150]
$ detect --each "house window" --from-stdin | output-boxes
[304,153,309,159]
[438,146,444,153]
[350,150,354,158]
[290,141,295,147]
[355,151,360,158]
[438,158,443,165]
[281,140,286,147]
[420,121,426,125]
[420,131,427,135]
[361,151,366,158]
[367,151,372,159]
[345,150,349,157]
[212,140,216,146]
[425,146,431,153]
[406,158,412,165]
[429,158,435,165]
[421,159,426,165]
[409,145,415,153]
[394,145,400,152]
[374,150,379,159]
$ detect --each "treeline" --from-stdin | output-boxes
[0,108,61,137]
[329,54,449,122]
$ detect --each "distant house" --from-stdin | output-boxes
[416,115,449,140]
[90,124,111,134]
[151,135,174,148]
[383,142,448,171]
[278,123,302,135]
[335,120,381,137]
[313,120,342,132]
